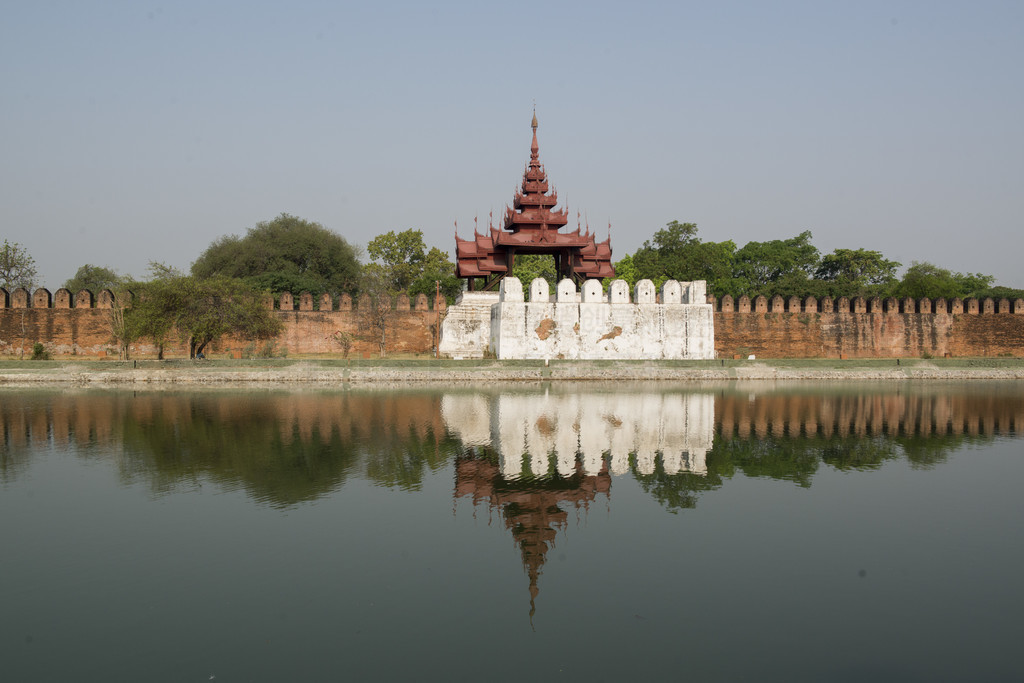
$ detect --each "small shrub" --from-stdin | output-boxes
[30,342,51,361]
[257,341,276,358]
[921,350,933,360]
[256,341,286,358]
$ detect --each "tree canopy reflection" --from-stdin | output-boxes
[0,383,1020,513]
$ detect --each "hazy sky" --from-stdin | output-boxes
[3,1,1022,289]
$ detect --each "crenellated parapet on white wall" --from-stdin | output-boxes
[487,277,715,360]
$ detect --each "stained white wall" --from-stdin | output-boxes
[492,277,715,360]
[441,277,715,359]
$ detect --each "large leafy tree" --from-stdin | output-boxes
[191,214,361,297]
[814,248,900,298]
[633,221,699,280]
[63,264,123,294]
[409,247,463,303]
[366,229,462,302]
[129,273,282,359]
[895,262,994,300]
[366,229,426,292]
[0,239,38,291]
[730,230,820,297]
[632,221,737,295]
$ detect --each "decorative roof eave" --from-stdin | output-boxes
[453,111,616,283]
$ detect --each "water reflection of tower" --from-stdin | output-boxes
[455,453,610,619]
[444,389,715,618]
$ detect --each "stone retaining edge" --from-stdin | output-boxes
[2,365,1024,384]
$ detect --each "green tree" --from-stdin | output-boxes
[511,253,558,288]
[895,262,994,300]
[366,229,427,292]
[731,230,820,297]
[367,229,462,302]
[815,248,901,298]
[630,221,737,295]
[632,220,698,286]
[0,239,38,291]
[409,247,462,303]
[63,264,123,294]
[605,253,638,290]
[977,285,1024,301]
[108,288,135,360]
[356,268,395,357]
[147,261,185,280]
[123,262,185,359]
[129,274,282,359]
[191,214,361,297]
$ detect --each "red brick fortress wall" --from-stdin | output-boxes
[3,286,1023,359]
[711,295,1024,358]
[0,287,446,358]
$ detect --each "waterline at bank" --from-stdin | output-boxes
[2,358,1024,384]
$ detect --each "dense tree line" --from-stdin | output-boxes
[613,221,1021,301]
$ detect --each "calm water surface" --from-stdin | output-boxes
[2,382,1023,682]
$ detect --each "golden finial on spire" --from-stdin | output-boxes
[531,110,538,130]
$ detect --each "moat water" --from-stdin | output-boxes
[2,382,1023,682]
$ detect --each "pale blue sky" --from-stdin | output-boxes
[2,0,1022,289]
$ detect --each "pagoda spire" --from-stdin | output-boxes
[452,110,615,289]
[530,109,539,163]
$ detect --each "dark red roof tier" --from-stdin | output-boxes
[455,113,614,289]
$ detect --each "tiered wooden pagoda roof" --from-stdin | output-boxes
[455,113,614,290]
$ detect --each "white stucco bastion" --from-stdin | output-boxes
[440,277,715,360]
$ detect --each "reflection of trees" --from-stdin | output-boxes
[3,383,1023,512]
[362,420,455,491]
[652,386,1021,511]
[119,408,362,506]
[122,393,458,505]
[0,390,455,507]
[440,383,1024,513]
[566,384,1024,512]
[632,467,722,512]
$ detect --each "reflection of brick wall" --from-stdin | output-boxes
[716,390,1024,437]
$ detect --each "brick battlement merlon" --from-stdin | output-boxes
[0,287,446,313]
[707,294,1024,315]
